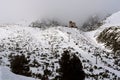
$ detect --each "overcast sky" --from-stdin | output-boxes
[0,0,120,25]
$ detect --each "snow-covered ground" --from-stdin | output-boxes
[0,66,36,80]
[0,11,120,80]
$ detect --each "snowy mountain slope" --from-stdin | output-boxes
[83,11,120,79]
[0,11,120,80]
[0,24,120,80]
[104,11,120,27]
[84,11,120,50]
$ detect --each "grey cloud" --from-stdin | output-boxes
[0,0,120,25]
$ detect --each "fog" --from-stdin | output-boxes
[0,0,120,25]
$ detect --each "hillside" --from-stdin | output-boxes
[84,11,120,50]
[0,11,120,80]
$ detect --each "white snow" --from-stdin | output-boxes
[84,11,120,52]
[0,66,36,80]
[105,11,120,27]
[0,11,120,80]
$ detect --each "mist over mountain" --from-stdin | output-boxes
[0,0,120,25]
[0,1,120,80]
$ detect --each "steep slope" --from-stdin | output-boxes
[83,11,120,79]
[105,11,120,27]
[1,10,120,79]
[0,24,120,80]
[84,11,120,48]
